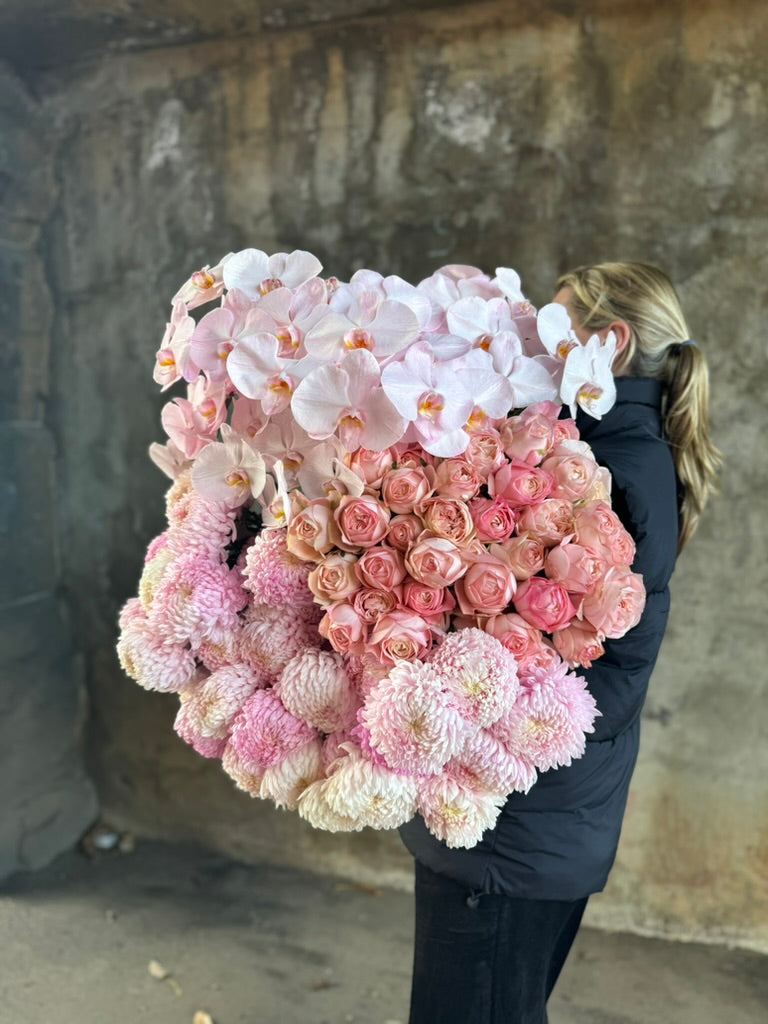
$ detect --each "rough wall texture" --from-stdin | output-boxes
[0,66,98,879]
[5,0,767,947]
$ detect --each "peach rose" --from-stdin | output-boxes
[484,612,545,663]
[551,416,579,447]
[434,458,481,500]
[405,533,466,587]
[419,496,476,546]
[307,553,361,604]
[552,619,605,668]
[573,501,636,566]
[454,552,517,616]
[464,429,506,482]
[496,534,547,580]
[401,580,456,620]
[581,568,645,639]
[381,466,434,514]
[352,587,399,624]
[489,459,555,507]
[541,451,599,502]
[335,494,391,550]
[516,499,576,546]
[369,610,433,664]
[395,441,437,469]
[318,602,368,655]
[355,546,407,590]
[469,496,518,542]
[500,412,554,466]
[545,542,607,595]
[385,514,424,552]
[514,576,576,633]
[345,446,397,487]
[286,499,342,562]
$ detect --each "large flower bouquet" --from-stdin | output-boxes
[117,250,645,848]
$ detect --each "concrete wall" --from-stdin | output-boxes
[3,0,767,949]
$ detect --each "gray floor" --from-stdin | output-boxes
[1,840,766,1024]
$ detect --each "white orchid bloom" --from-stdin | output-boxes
[223,248,323,299]
[560,333,618,419]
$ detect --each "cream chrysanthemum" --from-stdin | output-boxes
[260,738,324,810]
[174,696,227,758]
[316,744,418,830]
[181,663,268,739]
[457,729,537,795]
[416,773,504,849]
[275,649,358,733]
[138,545,176,612]
[117,612,197,692]
[221,742,264,796]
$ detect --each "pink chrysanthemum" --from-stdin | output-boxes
[360,661,468,775]
[321,729,356,771]
[118,597,145,630]
[228,689,317,772]
[174,697,227,759]
[300,743,418,832]
[416,773,504,849]
[221,742,264,796]
[138,545,176,612]
[117,613,197,692]
[145,530,171,563]
[491,659,598,772]
[350,717,392,769]
[260,738,325,810]
[242,528,314,606]
[167,492,238,561]
[429,628,520,728]
[457,729,537,795]
[180,663,268,739]
[165,469,195,519]
[295,778,359,833]
[195,627,244,673]
[275,649,359,733]
[238,603,323,679]
[149,553,248,647]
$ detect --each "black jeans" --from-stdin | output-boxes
[409,860,588,1024]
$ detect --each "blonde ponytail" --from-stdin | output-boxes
[555,262,723,552]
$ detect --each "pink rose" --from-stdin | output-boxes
[335,494,391,550]
[318,602,368,655]
[405,533,466,587]
[369,610,433,664]
[433,458,481,500]
[516,499,576,546]
[385,514,423,552]
[464,429,506,482]
[352,587,400,624]
[355,546,407,590]
[286,499,342,562]
[545,542,607,595]
[551,417,579,447]
[307,553,361,604]
[402,580,456,620]
[496,534,547,580]
[581,568,645,639]
[541,451,599,502]
[552,619,605,668]
[484,612,545,663]
[469,496,518,542]
[395,441,437,469]
[514,576,576,632]
[489,460,555,508]
[419,496,476,547]
[500,413,554,466]
[454,552,517,616]
[573,501,636,566]
[381,466,434,514]
[345,446,397,487]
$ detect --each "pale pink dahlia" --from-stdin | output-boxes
[238,603,323,679]
[260,738,325,810]
[180,663,267,739]
[242,528,314,606]
[149,554,248,647]
[275,649,359,734]
[492,660,597,772]
[221,742,264,796]
[174,698,227,759]
[360,661,468,775]
[457,729,537,795]
[429,628,520,728]
[416,774,504,849]
[228,689,317,771]
[117,613,197,692]
[166,492,238,561]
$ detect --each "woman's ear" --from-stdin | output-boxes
[607,320,631,354]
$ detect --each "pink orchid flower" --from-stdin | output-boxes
[153,300,197,390]
[148,439,191,480]
[188,304,264,383]
[303,288,421,363]
[222,248,323,299]
[191,423,267,507]
[172,252,234,310]
[227,332,321,416]
[244,280,331,357]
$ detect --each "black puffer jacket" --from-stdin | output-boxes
[399,377,680,900]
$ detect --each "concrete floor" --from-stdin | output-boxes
[1,839,766,1024]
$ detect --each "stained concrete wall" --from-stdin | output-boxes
[3,0,767,949]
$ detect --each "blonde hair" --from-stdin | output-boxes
[555,261,722,552]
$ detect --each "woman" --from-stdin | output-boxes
[399,261,722,1024]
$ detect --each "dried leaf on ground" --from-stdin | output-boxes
[193,1012,214,1024]
[148,960,170,980]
